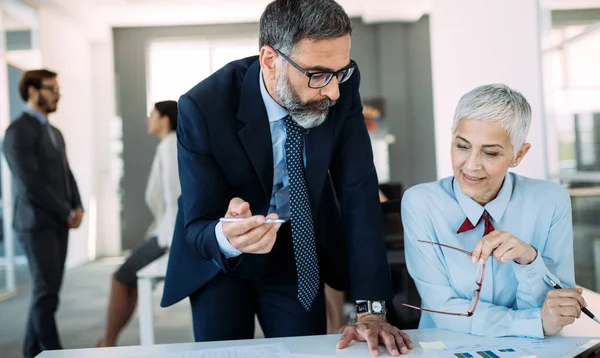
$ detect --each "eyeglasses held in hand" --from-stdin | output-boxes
[402,240,485,317]
[274,48,356,89]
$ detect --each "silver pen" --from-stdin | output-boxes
[219,217,288,224]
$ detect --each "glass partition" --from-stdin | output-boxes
[0,0,39,301]
[546,22,600,291]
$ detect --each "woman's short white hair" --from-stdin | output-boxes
[451,84,531,155]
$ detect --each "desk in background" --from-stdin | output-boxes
[137,254,169,346]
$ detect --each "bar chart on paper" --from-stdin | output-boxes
[430,347,534,358]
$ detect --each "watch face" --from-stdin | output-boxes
[372,301,383,313]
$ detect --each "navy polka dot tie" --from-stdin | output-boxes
[284,116,320,310]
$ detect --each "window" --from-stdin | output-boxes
[146,36,258,110]
[546,25,600,173]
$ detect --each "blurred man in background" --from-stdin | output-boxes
[3,69,83,358]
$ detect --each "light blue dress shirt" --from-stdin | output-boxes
[401,172,575,338]
[215,70,292,258]
[24,105,48,124]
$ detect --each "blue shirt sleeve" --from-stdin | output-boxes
[512,188,575,309]
[214,221,242,258]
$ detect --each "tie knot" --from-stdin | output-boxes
[283,116,306,136]
[482,210,491,221]
[456,210,495,235]
[482,210,495,235]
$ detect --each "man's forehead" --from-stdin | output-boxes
[42,78,58,85]
[294,37,351,70]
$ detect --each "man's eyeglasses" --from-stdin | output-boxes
[40,85,60,94]
[274,48,356,89]
[403,240,485,317]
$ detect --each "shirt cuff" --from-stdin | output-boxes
[472,307,544,338]
[511,309,544,338]
[215,221,242,258]
[512,248,549,285]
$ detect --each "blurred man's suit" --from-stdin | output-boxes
[3,111,82,357]
[161,56,392,340]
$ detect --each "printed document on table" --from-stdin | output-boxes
[440,336,593,358]
[132,342,290,358]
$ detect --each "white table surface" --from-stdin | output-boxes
[37,325,600,358]
[38,274,600,357]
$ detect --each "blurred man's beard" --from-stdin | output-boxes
[275,71,336,129]
[38,96,57,113]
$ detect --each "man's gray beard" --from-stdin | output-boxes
[274,72,333,129]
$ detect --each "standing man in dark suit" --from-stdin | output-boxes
[161,0,413,356]
[3,69,84,358]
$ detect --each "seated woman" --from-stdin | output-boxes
[401,84,586,338]
[97,100,180,346]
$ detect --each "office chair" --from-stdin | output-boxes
[380,194,421,330]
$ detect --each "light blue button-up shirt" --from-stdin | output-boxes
[401,172,575,338]
[215,70,292,258]
[24,105,48,125]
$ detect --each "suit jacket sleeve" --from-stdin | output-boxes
[176,94,238,271]
[68,167,82,209]
[3,123,72,221]
[329,69,393,301]
[56,130,83,209]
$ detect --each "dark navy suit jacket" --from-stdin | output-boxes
[161,56,392,308]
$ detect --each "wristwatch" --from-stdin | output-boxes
[356,300,387,316]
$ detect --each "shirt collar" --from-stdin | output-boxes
[24,105,48,125]
[453,172,513,226]
[259,69,288,123]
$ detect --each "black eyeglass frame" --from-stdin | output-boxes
[274,48,356,89]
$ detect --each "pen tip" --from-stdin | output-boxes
[594,317,600,324]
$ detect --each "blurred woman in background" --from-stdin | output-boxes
[97,100,180,347]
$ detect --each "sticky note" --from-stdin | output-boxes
[419,341,448,351]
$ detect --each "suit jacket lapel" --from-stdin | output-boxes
[22,113,58,154]
[236,61,274,196]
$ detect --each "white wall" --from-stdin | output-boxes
[406,16,436,186]
[90,40,121,257]
[430,0,548,180]
[38,5,121,268]
[39,5,92,268]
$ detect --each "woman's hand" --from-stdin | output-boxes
[541,287,586,336]
[471,230,537,265]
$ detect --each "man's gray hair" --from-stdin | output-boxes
[451,84,532,154]
[259,0,352,55]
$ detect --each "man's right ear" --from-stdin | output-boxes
[27,85,37,101]
[259,46,278,78]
